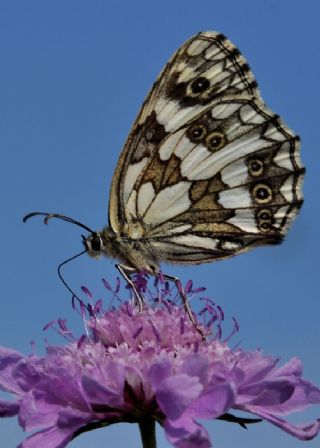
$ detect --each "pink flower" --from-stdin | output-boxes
[0,276,319,447]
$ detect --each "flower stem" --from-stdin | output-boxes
[139,419,157,448]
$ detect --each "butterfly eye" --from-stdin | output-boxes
[90,234,102,252]
[252,184,273,204]
[206,131,225,151]
[190,76,210,94]
[248,159,264,176]
[188,124,207,142]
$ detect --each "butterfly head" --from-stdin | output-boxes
[82,232,104,259]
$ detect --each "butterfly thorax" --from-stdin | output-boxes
[85,223,160,272]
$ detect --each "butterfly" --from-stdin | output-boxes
[24,31,304,304]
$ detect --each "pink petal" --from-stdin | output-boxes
[18,425,75,448]
[82,376,124,408]
[156,374,203,420]
[0,348,25,394]
[0,399,20,417]
[188,384,235,419]
[164,417,211,448]
[241,406,320,441]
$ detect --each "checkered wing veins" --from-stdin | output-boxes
[108,31,304,264]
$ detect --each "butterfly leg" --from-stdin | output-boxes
[115,264,145,312]
[158,272,206,340]
[116,265,205,339]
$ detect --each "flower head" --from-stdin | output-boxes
[0,275,319,448]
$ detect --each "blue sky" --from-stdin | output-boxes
[1,1,319,447]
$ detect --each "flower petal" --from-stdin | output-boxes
[18,427,72,448]
[238,379,295,406]
[148,358,172,386]
[0,398,20,417]
[188,384,235,419]
[241,407,320,440]
[82,375,124,409]
[156,374,203,420]
[181,355,208,385]
[19,390,60,431]
[19,409,97,448]
[270,357,302,378]
[0,348,26,394]
[164,416,211,448]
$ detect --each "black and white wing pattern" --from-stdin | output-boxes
[109,31,304,264]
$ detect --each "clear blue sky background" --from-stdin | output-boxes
[1,1,319,447]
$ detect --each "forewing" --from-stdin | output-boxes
[109,31,260,232]
[127,98,304,263]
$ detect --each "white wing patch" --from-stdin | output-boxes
[273,205,290,228]
[150,223,192,237]
[144,181,191,226]
[280,175,295,202]
[227,209,258,232]
[159,133,196,162]
[180,144,212,178]
[155,99,203,132]
[165,224,193,234]
[205,43,225,60]
[220,240,243,250]
[137,182,155,216]
[174,136,196,159]
[239,104,266,124]
[123,158,148,205]
[159,129,185,161]
[264,123,287,141]
[125,190,137,221]
[274,141,300,170]
[187,38,210,56]
[211,102,240,119]
[221,159,248,187]
[177,66,196,83]
[219,186,252,208]
[169,235,219,250]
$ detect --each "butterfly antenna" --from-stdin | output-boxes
[57,250,92,313]
[23,212,95,234]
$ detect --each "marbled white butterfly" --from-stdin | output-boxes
[24,31,304,301]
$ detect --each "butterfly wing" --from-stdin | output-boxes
[109,31,260,232]
[108,32,304,264]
